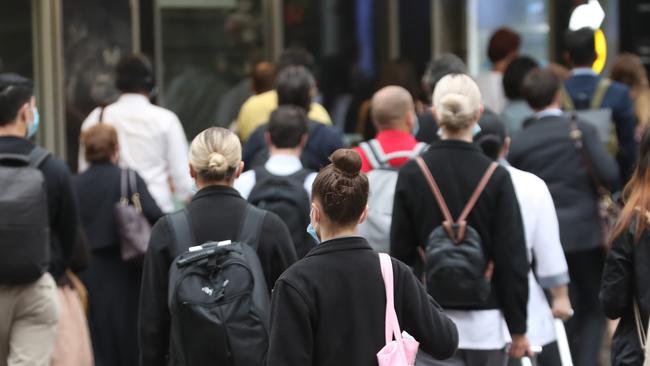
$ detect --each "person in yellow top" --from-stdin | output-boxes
[236,48,332,141]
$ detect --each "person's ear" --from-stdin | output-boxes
[17,102,32,126]
[475,105,485,121]
[189,164,197,179]
[562,51,572,67]
[299,133,308,149]
[358,205,369,225]
[235,161,245,179]
[311,202,321,225]
[501,136,511,159]
[264,131,272,148]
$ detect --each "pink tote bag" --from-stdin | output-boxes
[377,253,419,366]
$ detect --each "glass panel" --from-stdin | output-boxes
[471,0,549,73]
[63,0,132,170]
[158,0,265,139]
[0,1,33,77]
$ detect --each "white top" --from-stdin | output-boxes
[79,93,193,213]
[444,309,511,350]
[475,71,507,114]
[505,163,569,347]
[234,155,317,200]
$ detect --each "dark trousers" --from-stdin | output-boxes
[564,248,605,366]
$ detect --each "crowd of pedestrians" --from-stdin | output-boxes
[2,24,650,366]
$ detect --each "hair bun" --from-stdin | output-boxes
[329,149,362,177]
[208,152,228,174]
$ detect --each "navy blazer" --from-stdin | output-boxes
[243,119,344,171]
[564,74,637,179]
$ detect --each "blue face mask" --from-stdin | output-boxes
[412,113,420,137]
[472,124,482,136]
[27,107,40,139]
[306,223,320,245]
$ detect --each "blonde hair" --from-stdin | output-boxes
[432,74,482,131]
[189,127,241,181]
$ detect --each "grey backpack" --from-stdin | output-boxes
[357,140,427,253]
[0,147,50,284]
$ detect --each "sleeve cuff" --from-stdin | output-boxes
[537,272,570,288]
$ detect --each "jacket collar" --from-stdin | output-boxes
[192,185,243,202]
[303,236,374,258]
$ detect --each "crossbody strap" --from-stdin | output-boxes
[568,115,610,197]
[379,253,403,345]
[591,78,612,109]
[416,157,497,243]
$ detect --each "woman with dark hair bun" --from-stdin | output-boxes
[267,149,458,366]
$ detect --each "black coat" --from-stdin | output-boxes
[509,114,620,253]
[73,161,163,251]
[0,136,78,280]
[267,236,458,366]
[601,223,650,365]
[139,185,297,366]
[390,139,529,335]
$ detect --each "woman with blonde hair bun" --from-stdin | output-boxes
[391,74,531,365]
[139,127,297,365]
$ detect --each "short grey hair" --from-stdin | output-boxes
[422,54,467,101]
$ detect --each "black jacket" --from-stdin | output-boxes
[139,185,297,366]
[390,139,529,335]
[267,236,458,366]
[601,223,650,365]
[509,114,620,253]
[0,136,78,280]
[243,119,344,171]
[73,161,163,251]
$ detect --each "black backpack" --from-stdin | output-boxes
[0,147,51,284]
[416,157,497,308]
[167,205,270,366]
[248,167,314,258]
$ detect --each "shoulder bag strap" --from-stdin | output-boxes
[97,104,108,124]
[559,84,576,111]
[379,253,403,344]
[169,209,196,254]
[454,162,498,243]
[591,78,612,109]
[119,168,129,202]
[128,169,143,212]
[237,205,267,251]
[634,300,648,351]
[568,115,610,196]
[415,157,457,241]
[28,146,50,168]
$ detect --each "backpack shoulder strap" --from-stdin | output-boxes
[415,157,457,240]
[413,142,428,156]
[237,205,267,251]
[457,162,499,223]
[168,209,196,255]
[590,78,612,109]
[28,146,50,168]
[253,166,271,182]
[359,140,384,169]
[288,168,312,183]
[559,84,576,111]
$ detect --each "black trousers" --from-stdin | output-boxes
[564,248,605,366]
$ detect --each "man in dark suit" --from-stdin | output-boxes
[563,27,637,179]
[509,68,619,366]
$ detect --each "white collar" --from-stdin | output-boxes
[571,67,597,77]
[117,93,151,105]
[264,154,304,176]
[536,108,563,119]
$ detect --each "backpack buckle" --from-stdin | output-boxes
[442,220,467,244]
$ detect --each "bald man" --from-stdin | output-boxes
[353,85,425,172]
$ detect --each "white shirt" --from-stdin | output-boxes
[79,93,193,213]
[444,309,511,350]
[535,107,563,120]
[505,163,569,347]
[234,154,317,199]
[475,71,507,113]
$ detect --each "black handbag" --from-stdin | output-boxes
[114,168,151,262]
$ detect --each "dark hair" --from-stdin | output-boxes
[312,149,369,226]
[564,28,597,66]
[610,53,649,91]
[0,73,34,126]
[503,56,539,100]
[115,54,154,93]
[278,47,316,74]
[475,113,507,160]
[612,127,650,243]
[522,68,560,110]
[81,124,119,162]
[488,28,521,63]
[276,66,315,111]
[268,105,307,149]
[422,53,467,98]
[252,61,277,94]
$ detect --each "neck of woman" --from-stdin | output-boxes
[319,225,358,242]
